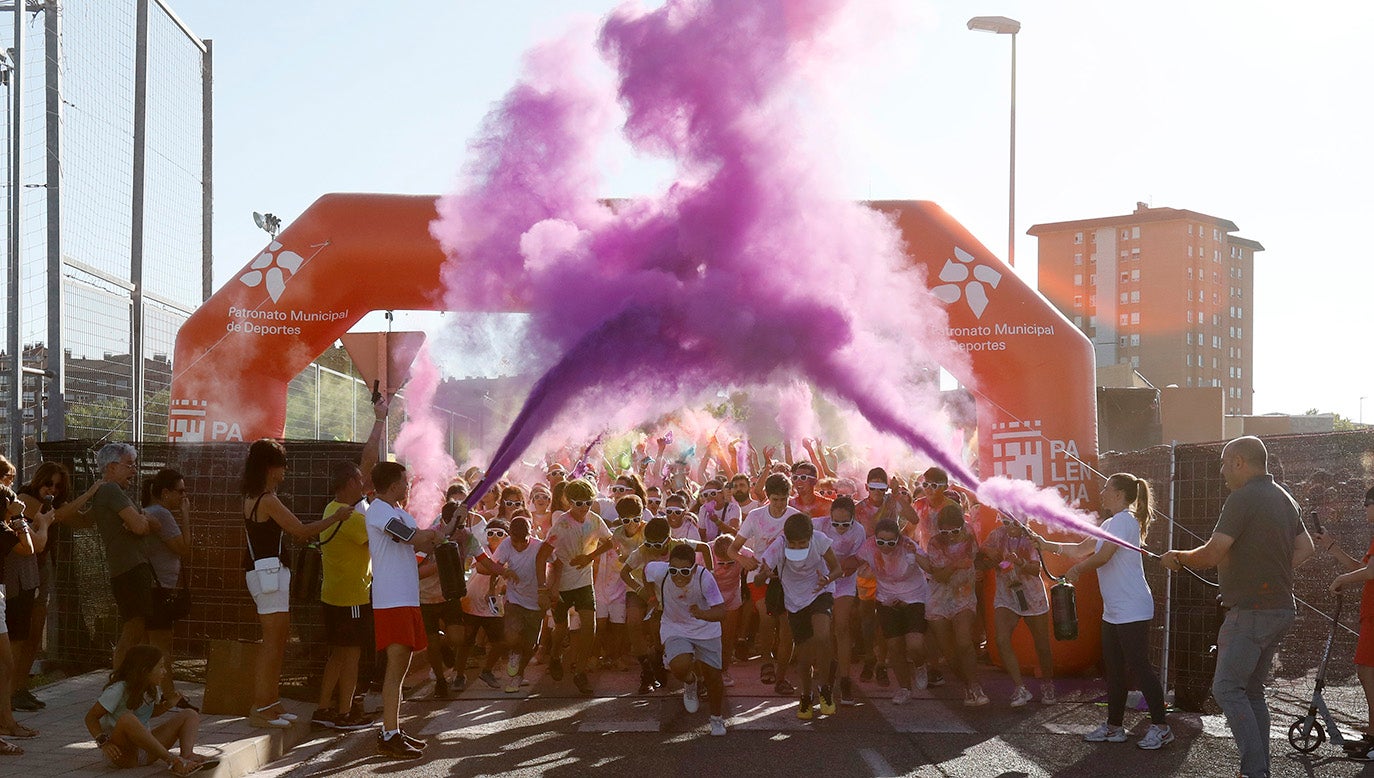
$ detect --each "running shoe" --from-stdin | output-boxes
[927,668,946,688]
[1083,724,1128,743]
[478,670,500,689]
[965,685,990,707]
[875,664,890,687]
[309,708,338,729]
[760,661,777,685]
[400,729,427,749]
[914,666,929,691]
[377,731,423,761]
[721,671,736,687]
[892,687,911,705]
[774,678,796,695]
[1009,686,1033,708]
[709,715,727,736]
[507,652,521,678]
[1136,725,1174,750]
[573,671,593,695]
[549,657,564,682]
[818,686,836,716]
[838,677,855,706]
[505,675,522,694]
[431,678,451,701]
[797,694,814,720]
[683,679,701,714]
[332,710,374,732]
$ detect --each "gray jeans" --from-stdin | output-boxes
[1212,607,1295,778]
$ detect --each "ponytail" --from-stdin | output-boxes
[1106,473,1153,541]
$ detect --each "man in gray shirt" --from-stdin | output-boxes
[1162,436,1315,778]
[88,443,154,669]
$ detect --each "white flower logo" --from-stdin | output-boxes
[931,246,1002,319]
[239,241,304,303]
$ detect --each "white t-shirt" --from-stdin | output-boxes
[645,560,724,641]
[492,538,544,611]
[1095,511,1155,624]
[365,499,421,610]
[668,515,701,541]
[547,511,613,592]
[814,516,866,596]
[856,538,930,605]
[760,532,835,613]
[738,506,802,582]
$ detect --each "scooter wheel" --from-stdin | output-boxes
[1288,718,1326,753]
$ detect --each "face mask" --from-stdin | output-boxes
[784,546,810,562]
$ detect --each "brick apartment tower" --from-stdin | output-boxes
[1029,203,1262,414]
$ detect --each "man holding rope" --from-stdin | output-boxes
[1161,436,1316,778]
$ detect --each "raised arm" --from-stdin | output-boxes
[263,493,351,540]
[358,396,390,493]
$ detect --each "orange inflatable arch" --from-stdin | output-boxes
[169,194,1101,673]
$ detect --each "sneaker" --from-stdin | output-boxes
[683,679,700,714]
[927,667,946,688]
[709,715,727,736]
[1137,724,1174,750]
[573,671,593,695]
[452,674,467,693]
[505,674,523,693]
[964,686,990,707]
[797,694,814,720]
[432,679,451,700]
[1040,682,1057,705]
[860,660,875,682]
[654,662,669,687]
[914,666,929,691]
[1010,686,1034,708]
[774,678,796,696]
[818,685,836,715]
[549,657,564,682]
[248,710,292,729]
[507,653,521,678]
[332,710,374,732]
[479,670,500,689]
[1350,745,1374,762]
[310,708,338,729]
[377,731,423,760]
[721,671,736,688]
[400,729,427,749]
[838,677,855,706]
[875,665,890,687]
[13,690,44,711]
[1084,724,1128,743]
[892,687,911,706]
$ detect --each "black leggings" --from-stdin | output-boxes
[1101,619,1167,726]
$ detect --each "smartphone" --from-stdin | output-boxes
[371,380,382,405]
[1310,509,1322,535]
[384,516,416,543]
[42,495,54,509]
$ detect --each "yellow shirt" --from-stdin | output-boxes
[320,500,372,607]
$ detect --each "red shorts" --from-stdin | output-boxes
[1357,618,1374,667]
[374,606,428,652]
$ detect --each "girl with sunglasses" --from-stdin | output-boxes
[453,519,512,693]
[491,516,553,693]
[981,514,1056,706]
[710,534,745,687]
[621,518,714,694]
[815,496,867,706]
[855,518,932,705]
[494,485,528,522]
[593,498,645,671]
[926,503,988,707]
[528,486,554,539]
[643,544,729,736]
[853,468,900,687]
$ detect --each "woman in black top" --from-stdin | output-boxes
[0,485,37,750]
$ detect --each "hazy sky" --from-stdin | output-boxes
[175,0,1374,422]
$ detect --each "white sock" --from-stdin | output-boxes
[382,728,400,738]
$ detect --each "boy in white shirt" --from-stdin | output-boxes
[759,513,842,720]
[545,479,615,695]
[644,544,729,736]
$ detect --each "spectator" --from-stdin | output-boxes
[1316,485,1374,759]
[138,468,196,712]
[0,456,13,488]
[90,443,156,669]
[84,644,214,775]
[12,462,101,711]
[1,485,37,750]
[240,439,351,729]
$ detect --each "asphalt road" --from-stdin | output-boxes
[255,665,1374,778]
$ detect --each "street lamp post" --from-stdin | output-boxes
[967,15,1021,267]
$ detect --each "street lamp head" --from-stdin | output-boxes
[967,16,1021,35]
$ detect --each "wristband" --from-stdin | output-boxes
[95,732,109,746]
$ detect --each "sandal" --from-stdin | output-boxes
[0,738,22,756]
[168,756,206,776]
[0,724,37,739]
[760,661,776,685]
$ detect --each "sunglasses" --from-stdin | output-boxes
[701,489,720,498]
[819,490,837,499]
[647,498,662,506]
[487,529,509,538]
[668,565,696,576]
[665,507,686,515]
[938,528,963,536]
[624,517,644,524]
[792,474,817,482]
[643,539,668,549]
[502,500,524,507]
[1000,518,1020,527]
[532,494,551,501]
[924,483,948,491]
[571,500,594,507]
[875,538,899,547]
[611,485,632,493]
[830,520,852,530]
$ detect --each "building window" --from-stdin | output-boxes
[1130,334,1139,346]
[1119,336,1129,348]
[1213,335,1221,348]
[1120,292,1129,304]
[1088,316,1097,328]
[1212,314,1220,326]
[1074,273,1083,286]
[1130,291,1140,303]
[1119,314,1129,327]
[1074,232,1083,244]
[1073,295,1083,308]
[1131,247,1141,256]
[1213,228,1220,240]
[1121,229,1129,240]
[1236,307,1243,319]
[1131,226,1140,239]
[1130,312,1140,325]
[1120,272,1130,284]
[1074,315,1083,327]
[1074,253,1083,265]
[1236,367,1241,378]
[1187,311,1194,323]
[1120,250,1129,258]
[1187,289,1194,302]
[1089,274,1097,285]
[1187,267,1194,280]
[1131,269,1140,281]
[1089,294,1097,307]
[1131,356,1140,368]
[1186,354,1192,367]
[1186,332,1194,345]
[1188,246,1194,257]
[1186,377,1193,387]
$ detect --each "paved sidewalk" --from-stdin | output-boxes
[1,672,321,777]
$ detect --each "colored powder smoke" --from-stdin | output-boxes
[421,0,1135,552]
[391,345,456,527]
